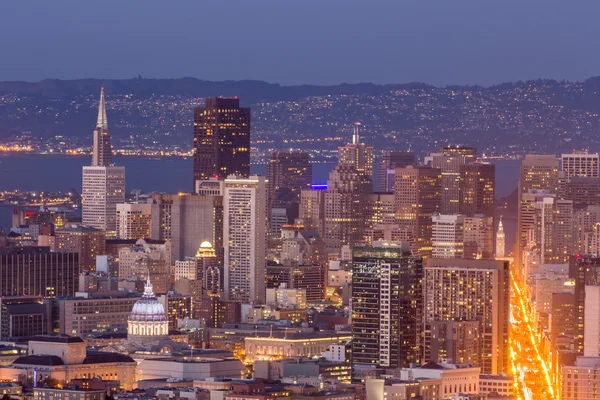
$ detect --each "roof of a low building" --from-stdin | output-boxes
[30,334,85,344]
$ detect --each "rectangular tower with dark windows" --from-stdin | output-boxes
[193,98,250,186]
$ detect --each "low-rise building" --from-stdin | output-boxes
[245,332,351,363]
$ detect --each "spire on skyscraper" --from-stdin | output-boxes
[352,121,361,145]
[96,87,108,130]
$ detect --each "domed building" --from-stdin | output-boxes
[125,276,178,353]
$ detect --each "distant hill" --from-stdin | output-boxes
[2,77,600,157]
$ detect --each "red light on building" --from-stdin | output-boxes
[26,211,34,217]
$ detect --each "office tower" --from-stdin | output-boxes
[431,214,464,259]
[517,155,559,268]
[496,216,505,258]
[584,285,600,356]
[563,357,600,400]
[223,175,266,302]
[0,296,52,341]
[337,122,374,179]
[92,87,113,167]
[459,162,495,217]
[0,247,78,297]
[428,320,482,366]
[463,215,494,259]
[574,206,600,255]
[82,166,125,236]
[426,151,468,214]
[118,239,170,294]
[551,292,576,348]
[439,145,477,163]
[158,293,193,330]
[562,177,600,210]
[324,166,369,253]
[196,241,220,291]
[376,150,416,192]
[562,152,599,178]
[55,225,106,271]
[394,166,442,256]
[193,97,250,185]
[82,88,125,237]
[573,257,600,354]
[116,203,152,240]
[150,193,223,265]
[298,186,326,238]
[266,263,325,303]
[266,151,312,216]
[364,193,396,244]
[351,242,423,369]
[424,258,510,374]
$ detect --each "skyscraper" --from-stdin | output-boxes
[431,214,464,259]
[424,258,510,374]
[116,203,152,240]
[351,242,423,369]
[562,152,599,178]
[324,166,369,253]
[82,88,125,237]
[223,175,266,303]
[266,151,312,224]
[517,155,559,269]
[193,98,250,185]
[459,162,495,218]
[394,166,442,256]
[376,150,416,192]
[337,122,374,179]
[92,87,112,168]
[426,151,468,214]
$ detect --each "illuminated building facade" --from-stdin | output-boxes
[245,332,351,363]
[116,203,151,240]
[431,214,464,259]
[562,152,599,178]
[424,258,510,374]
[459,162,495,218]
[266,263,326,303]
[82,166,125,236]
[193,97,250,184]
[376,150,415,192]
[223,175,266,302]
[351,242,423,369]
[150,193,223,265]
[496,216,505,258]
[0,247,78,297]
[299,187,326,238]
[464,215,494,259]
[92,88,112,168]
[394,166,442,256]
[266,151,312,217]
[55,225,106,272]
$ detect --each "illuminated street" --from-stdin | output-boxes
[510,270,559,400]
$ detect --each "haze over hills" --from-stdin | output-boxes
[2,77,600,159]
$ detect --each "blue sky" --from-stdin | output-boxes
[1,0,600,86]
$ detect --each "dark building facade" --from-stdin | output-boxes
[376,150,416,192]
[266,263,326,303]
[572,255,600,354]
[266,151,312,219]
[0,247,78,298]
[0,296,52,341]
[351,243,423,373]
[193,97,250,185]
[459,162,496,218]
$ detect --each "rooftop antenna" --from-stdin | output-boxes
[352,122,361,145]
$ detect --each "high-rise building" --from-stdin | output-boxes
[496,216,506,258]
[82,166,125,236]
[150,193,223,265]
[55,225,106,272]
[0,247,79,297]
[562,177,600,210]
[0,296,52,341]
[431,214,464,259]
[337,122,374,179]
[394,166,442,256]
[193,97,250,185]
[266,151,312,216]
[82,88,125,237]
[551,292,576,348]
[574,205,600,255]
[563,357,600,400]
[573,256,600,354]
[118,239,170,294]
[223,175,266,302]
[517,155,559,268]
[92,87,112,168]
[324,166,369,253]
[562,152,599,178]
[424,258,510,374]
[351,242,423,369]
[439,145,477,163]
[426,152,468,214]
[376,150,416,192]
[266,263,326,303]
[459,162,495,218]
[464,214,494,259]
[298,186,326,238]
[116,203,152,240]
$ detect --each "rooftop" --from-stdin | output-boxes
[30,334,85,344]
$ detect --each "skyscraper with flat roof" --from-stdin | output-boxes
[562,152,599,178]
[193,97,250,186]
